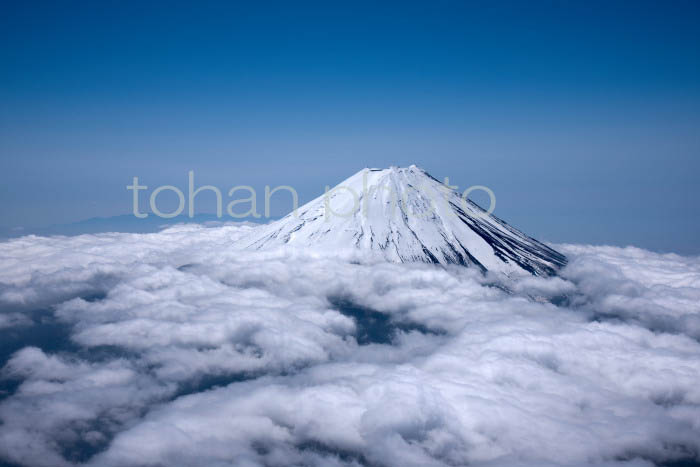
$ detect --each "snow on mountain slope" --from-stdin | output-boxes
[239,166,566,276]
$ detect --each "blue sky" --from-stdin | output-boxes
[1,0,699,253]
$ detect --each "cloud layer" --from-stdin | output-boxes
[1,224,699,466]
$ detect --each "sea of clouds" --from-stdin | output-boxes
[0,223,699,467]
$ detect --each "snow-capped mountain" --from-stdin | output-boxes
[239,166,566,276]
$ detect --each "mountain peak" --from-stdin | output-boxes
[239,166,566,276]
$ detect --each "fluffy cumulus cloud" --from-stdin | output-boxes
[0,224,699,467]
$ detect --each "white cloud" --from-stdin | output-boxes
[559,244,700,339]
[0,312,31,330]
[0,226,699,466]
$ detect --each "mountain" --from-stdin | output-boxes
[239,166,566,276]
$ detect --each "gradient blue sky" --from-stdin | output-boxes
[1,0,699,253]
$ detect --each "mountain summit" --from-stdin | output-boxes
[240,166,566,276]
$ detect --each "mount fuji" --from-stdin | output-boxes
[239,166,566,276]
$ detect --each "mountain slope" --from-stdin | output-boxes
[239,166,566,276]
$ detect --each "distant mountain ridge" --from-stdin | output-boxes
[0,214,258,239]
[239,166,567,276]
